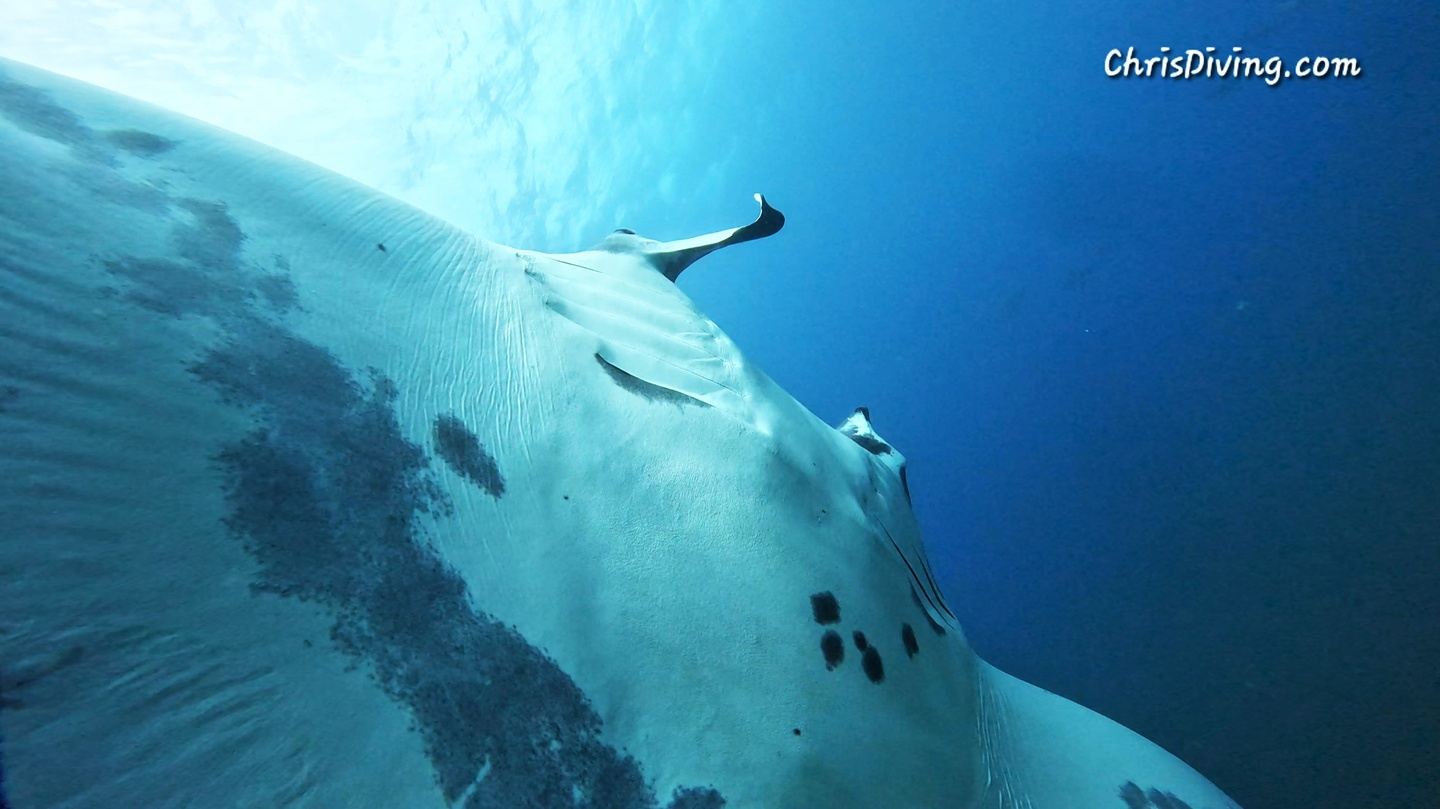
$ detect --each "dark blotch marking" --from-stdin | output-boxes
[105,198,302,317]
[103,128,176,157]
[0,385,18,413]
[1118,782,1195,809]
[0,75,718,796]
[61,105,715,800]
[0,73,127,169]
[377,243,387,252]
[852,631,868,652]
[820,630,844,670]
[668,787,725,809]
[911,587,946,636]
[254,273,299,312]
[140,192,712,804]
[194,319,715,807]
[809,591,840,625]
[846,432,892,455]
[0,75,92,148]
[792,728,801,736]
[176,198,245,268]
[104,257,243,317]
[432,414,505,498]
[0,73,199,215]
[861,646,885,683]
[1147,789,1193,809]
[594,353,709,409]
[901,623,919,658]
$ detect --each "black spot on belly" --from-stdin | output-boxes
[594,353,709,408]
[809,591,840,625]
[432,413,505,498]
[901,624,919,658]
[861,646,885,683]
[103,128,176,157]
[1118,782,1196,809]
[820,630,844,670]
[792,728,802,736]
[852,631,869,652]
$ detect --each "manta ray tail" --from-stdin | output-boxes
[649,193,785,281]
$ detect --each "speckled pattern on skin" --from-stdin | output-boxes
[0,72,723,809]
[187,262,722,809]
[2,62,1246,809]
[194,321,661,806]
[0,73,174,168]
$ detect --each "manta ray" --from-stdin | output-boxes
[0,58,1240,809]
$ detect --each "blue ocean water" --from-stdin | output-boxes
[677,4,1437,808]
[1,2,1434,807]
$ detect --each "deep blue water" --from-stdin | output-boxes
[3,3,1434,807]
[660,3,1438,807]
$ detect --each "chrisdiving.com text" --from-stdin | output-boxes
[1105,46,1362,87]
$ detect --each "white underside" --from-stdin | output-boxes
[0,57,1239,809]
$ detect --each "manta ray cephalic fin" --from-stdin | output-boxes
[646,192,784,281]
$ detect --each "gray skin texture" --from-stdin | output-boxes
[0,63,722,809]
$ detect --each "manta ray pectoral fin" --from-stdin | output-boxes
[977,662,1242,809]
[647,193,785,281]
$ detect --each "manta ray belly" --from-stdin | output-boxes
[0,56,1242,809]
[0,59,725,808]
[0,58,984,808]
